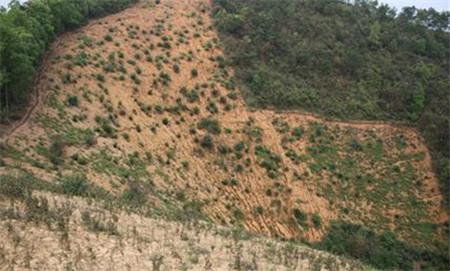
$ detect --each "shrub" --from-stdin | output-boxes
[60,173,88,196]
[254,205,264,215]
[312,213,322,228]
[104,34,113,41]
[130,73,141,84]
[122,186,147,207]
[183,89,199,103]
[255,145,281,177]
[173,64,180,73]
[218,144,230,154]
[198,118,221,134]
[97,73,105,82]
[234,141,246,152]
[233,208,245,221]
[206,101,218,113]
[84,129,95,146]
[67,95,79,107]
[350,138,363,151]
[191,68,198,77]
[293,208,307,224]
[200,135,214,149]
[292,127,303,138]
[49,136,64,165]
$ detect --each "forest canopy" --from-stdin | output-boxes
[0,0,138,119]
[212,0,450,206]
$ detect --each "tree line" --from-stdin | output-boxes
[0,0,139,120]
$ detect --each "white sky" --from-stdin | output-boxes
[1,0,449,12]
[381,0,448,12]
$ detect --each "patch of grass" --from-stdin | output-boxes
[59,172,88,196]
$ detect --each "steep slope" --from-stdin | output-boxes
[0,0,447,269]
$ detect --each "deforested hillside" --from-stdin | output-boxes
[0,0,448,270]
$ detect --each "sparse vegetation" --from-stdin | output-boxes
[198,118,221,134]
[0,2,447,271]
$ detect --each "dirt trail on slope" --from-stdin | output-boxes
[1,0,447,248]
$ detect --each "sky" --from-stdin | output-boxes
[0,0,449,12]
[380,0,448,12]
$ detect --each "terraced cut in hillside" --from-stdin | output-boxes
[0,0,447,255]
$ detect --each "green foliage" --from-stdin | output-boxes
[0,0,139,115]
[122,185,147,207]
[316,223,449,271]
[104,34,113,41]
[292,126,303,139]
[49,136,64,165]
[180,87,199,103]
[173,64,180,73]
[60,172,88,196]
[312,213,321,228]
[198,118,221,134]
[67,95,78,107]
[213,0,450,204]
[253,205,264,215]
[293,208,307,225]
[254,145,281,178]
[0,174,30,201]
[233,208,245,221]
[200,134,214,149]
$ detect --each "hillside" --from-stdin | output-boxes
[0,0,448,270]
[212,0,450,211]
[0,173,373,271]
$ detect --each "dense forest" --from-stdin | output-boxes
[212,0,450,210]
[0,0,138,120]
